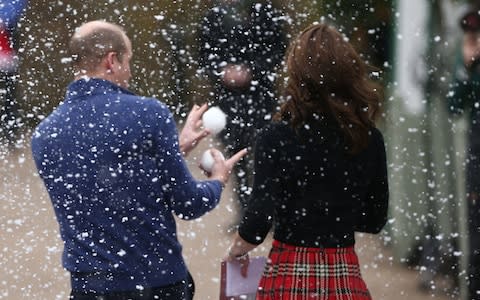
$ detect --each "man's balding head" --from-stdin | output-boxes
[69,20,129,74]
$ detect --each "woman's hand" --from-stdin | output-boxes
[225,232,258,277]
[226,252,250,278]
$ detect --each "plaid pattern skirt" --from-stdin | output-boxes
[257,240,372,300]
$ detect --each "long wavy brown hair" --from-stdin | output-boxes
[276,23,383,154]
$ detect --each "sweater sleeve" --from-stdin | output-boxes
[354,130,389,234]
[238,127,277,245]
[153,102,222,220]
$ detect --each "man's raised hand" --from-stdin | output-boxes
[179,103,210,156]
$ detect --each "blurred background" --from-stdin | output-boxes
[0,0,474,299]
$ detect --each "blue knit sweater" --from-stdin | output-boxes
[31,78,222,293]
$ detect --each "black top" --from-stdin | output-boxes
[238,121,389,248]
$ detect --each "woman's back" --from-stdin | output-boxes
[238,121,388,248]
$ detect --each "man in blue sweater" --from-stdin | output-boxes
[31,20,246,300]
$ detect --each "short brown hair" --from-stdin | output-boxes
[276,23,383,154]
[69,22,128,72]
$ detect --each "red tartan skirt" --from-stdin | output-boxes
[257,240,372,300]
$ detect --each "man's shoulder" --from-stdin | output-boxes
[32,103,65,133]
[118,94,169,112]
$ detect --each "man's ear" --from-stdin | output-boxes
[105,52,117,73]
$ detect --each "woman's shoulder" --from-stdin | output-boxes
[254,122,294,149]
[365,127,386,157]
[258,121,293,139]
[261,120,339,143]
[369,127,385,144]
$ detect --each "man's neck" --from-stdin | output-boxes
[74,70,109,81]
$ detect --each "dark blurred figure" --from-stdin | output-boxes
[198,0,287,217]
[448,2,480,298]
[0,0,28,145]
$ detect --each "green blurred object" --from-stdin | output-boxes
[385,0,468,298]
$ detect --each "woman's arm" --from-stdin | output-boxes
[226,232,258,260]
[227,126,278,256]
[355,130,389,233]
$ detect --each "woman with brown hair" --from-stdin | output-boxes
[226,23,389,299]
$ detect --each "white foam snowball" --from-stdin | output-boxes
[202,106,227,135]
[200,150,225,172]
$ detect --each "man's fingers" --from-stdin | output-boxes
[210,148,225,162]
[188,103,208,121]
[193,129,210,143]
[188,104,200,118]
[240,258,249,277]
[226,148,248,166]
[193,103,208,116]
[198,163,211,175]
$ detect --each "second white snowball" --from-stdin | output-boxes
[200,149,225,172]
[202,106,227,135]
